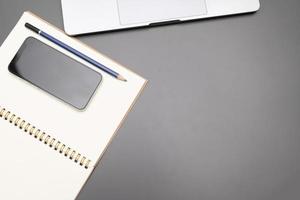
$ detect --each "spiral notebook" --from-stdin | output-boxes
[0,11,147,200]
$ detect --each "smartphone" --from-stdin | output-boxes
[8,37,102,110]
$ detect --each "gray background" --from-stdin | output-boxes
[1,0,300,199]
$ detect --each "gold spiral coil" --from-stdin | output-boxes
[0,106,92,169]
[19,120,26,129]
[9,114,16,123]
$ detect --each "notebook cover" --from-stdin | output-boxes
[0,11,147,200]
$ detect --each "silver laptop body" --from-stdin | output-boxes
[61,0,260,35]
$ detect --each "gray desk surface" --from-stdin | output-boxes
[1,0,300,200]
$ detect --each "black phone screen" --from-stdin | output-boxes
[8,37,102,110]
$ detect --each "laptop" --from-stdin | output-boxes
[61,0,260,35]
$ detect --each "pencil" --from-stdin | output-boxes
[25,23,126,81]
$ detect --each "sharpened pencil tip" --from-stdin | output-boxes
[117,75,127,82]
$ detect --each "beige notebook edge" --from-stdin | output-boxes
[0,11,148,199]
